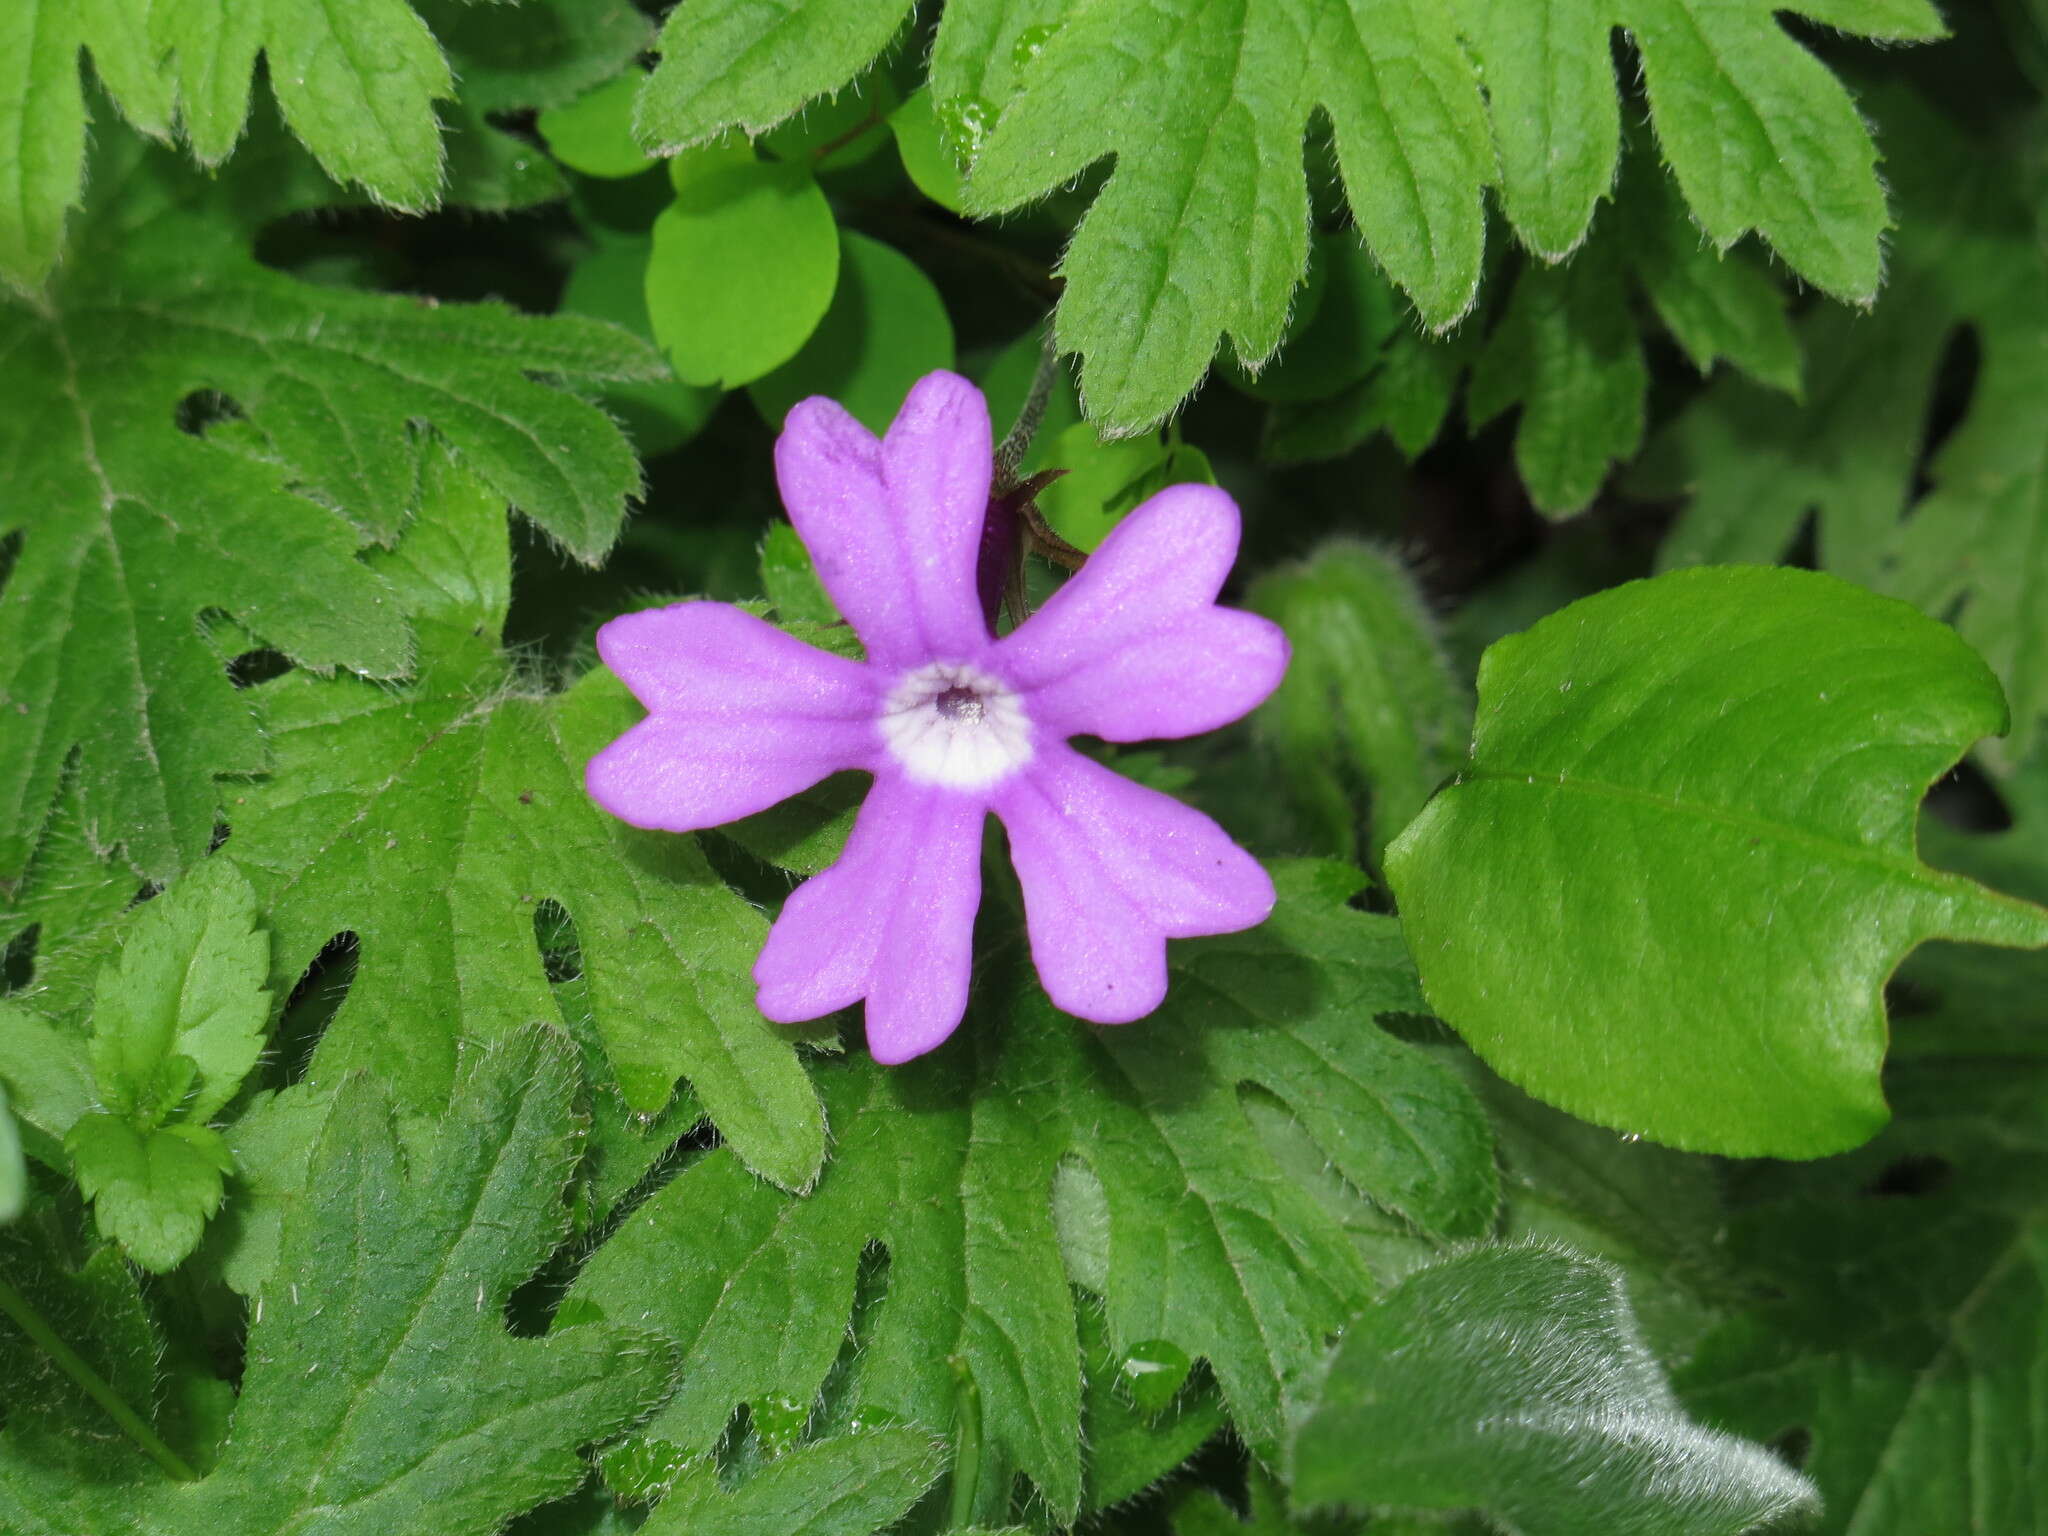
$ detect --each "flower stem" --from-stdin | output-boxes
[0,1271,198,1482]
[946,1353,985,1527]
[994,321,1060,486]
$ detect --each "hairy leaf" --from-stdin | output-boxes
[1291,1245,1817,1534]
[0,1025,684,1535]
[1681,1047,2048,1534]
[630,0,1925,432]
[639,1430,944,1535]
[1247,542,1469,870]
[1387,566,2048,1157]
[224,451,826,1191]
[1471,234,1646,516]
[0,0,467,288]
[1453,0,1940,289]
[571,863,1496,1521]
[42,859,268,1268]
[0,136,661,883]
[1646,91,2048,763]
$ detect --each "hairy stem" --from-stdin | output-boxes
[0,1272,197,1482]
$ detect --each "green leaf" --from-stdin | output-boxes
[0,1214,174,1483]
[1034,423,1215,554]
[28,858,273,1270]
[1290,1245,1817,1534]
[966,1,1492,432]
[0,1025,687,1535]
[1469,234,1646,517]
[418,0,652,115]
[646,158,841,387]
[1453,0,1942,294]
[889,89,968,211]
[64,1115,233,1273]
[1247,541,1470,870]
[1263,324,1474,465]
[759,521,842,626]
[225,449,826,1191]
[542,75,660,179]
[627,0,1922,433]
[1227,232,1403,406]
[0,136,662,883]
[1077,1301,1225,1512]
[161,0,451,200]
[0,1085,23,1223]
[638,1,912,150]
[85,860,269,1128]
[1620,157,1801,397]
[570,862,1496,1521]
[560,234,722,458]
[1678,1049,2048,1535]
[638,1431,944,1535]
[1901,749,2048,1052]
[1386,566,2048,1157]
[749,232,955,435]
[1644,90,2048,762]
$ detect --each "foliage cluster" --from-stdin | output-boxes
[4,2,2048,1533]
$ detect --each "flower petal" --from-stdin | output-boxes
[754,776,986,1063]
[587,602,877,830]
[773,371,993,667]
[996,482,1287,740]
[994,744,1274,1024]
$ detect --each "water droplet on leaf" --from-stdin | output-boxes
[933,95,994,163]
[1119,1338,1191,1411]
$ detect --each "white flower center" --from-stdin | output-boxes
[878,661,1033,790]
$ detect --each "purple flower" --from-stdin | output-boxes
[586,372,1288,1064]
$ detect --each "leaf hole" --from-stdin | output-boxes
[260,931,360,1092]
[1,923,38,994]
[1861,1154,1952,1200]
[1924,755,2012,833]
[0,529,20,603]
[173,389,247,439]
[1914,324,1981,497]
[1769,1425,1813,1471]
[225,649,292,690]
[532,898,583,985]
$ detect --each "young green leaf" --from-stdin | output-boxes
[64,1116,234,1274]
[1290,1245,1817,1534]
[570,863,1497,1522]
[1246,542,1470,870]
[225,451,826,1191]
[1386,566,2048,1157]
[637,1431,944,1535]
[0,135,663,884]
[84,861,268,1129]
[750,232,955,434]
[48,859,271,1270]
[646,158,841,387]
[0,1025,686,1535]
[542,75,659,179]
